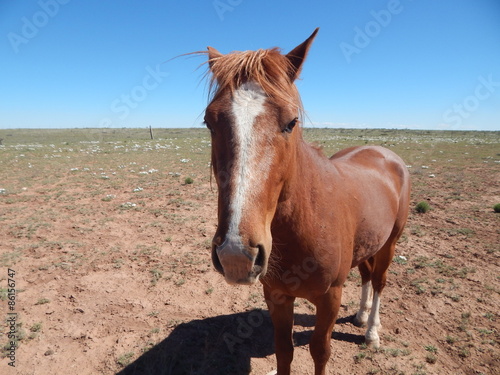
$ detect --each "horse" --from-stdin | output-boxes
[201,28,411,375]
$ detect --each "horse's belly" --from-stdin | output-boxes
[351,227,392,267]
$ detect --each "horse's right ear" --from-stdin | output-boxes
[207,46,223,70]
[286,28,319,82]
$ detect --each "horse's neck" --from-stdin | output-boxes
[276,137,332,223]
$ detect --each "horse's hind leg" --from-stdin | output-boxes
[365,236,399,348]
[354,258,374,327]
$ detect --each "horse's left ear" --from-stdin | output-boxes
[207,46,223,70]
[286,28,319,82]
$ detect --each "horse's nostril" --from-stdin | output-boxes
[212,244,224,275]
[254,245,265,270]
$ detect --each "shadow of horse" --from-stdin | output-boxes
[116,310,364,375]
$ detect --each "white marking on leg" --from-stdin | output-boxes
[365,291,381,348]
[355,281,373,327]
[227,82,270,238]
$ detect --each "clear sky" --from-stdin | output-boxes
[1,0,499,130]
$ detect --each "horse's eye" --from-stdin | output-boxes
[204,121,215,135]
[283,118,298,134]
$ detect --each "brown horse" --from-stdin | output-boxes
[202,28,411,375]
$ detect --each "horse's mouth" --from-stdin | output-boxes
[212,243,267,285]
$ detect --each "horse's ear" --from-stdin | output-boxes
[207,46,223,70]
[285,28,319,82]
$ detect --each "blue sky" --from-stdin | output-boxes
[1,0,499,130]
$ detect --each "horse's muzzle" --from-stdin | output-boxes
[212,237,266,285]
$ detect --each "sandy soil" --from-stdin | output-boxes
[0,129,498,375]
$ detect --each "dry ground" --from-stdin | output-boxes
[0,128,499,375]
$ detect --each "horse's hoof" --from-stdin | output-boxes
[352,315,367,327]
[365,336,380,349]
[365,328,381,348]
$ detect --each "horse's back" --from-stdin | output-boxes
[330,145,409,193]
[331,145,405,170]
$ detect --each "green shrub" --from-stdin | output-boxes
[184,177,194,185]
[493,203,500,213]
[416,201,431,213]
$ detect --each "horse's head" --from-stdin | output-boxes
[204,29,318,285]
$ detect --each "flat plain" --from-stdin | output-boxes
[0,127,499,375]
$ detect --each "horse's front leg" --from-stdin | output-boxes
[264,286,295,375]
[309,286,342,375]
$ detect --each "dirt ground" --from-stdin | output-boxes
[0,128,498,375]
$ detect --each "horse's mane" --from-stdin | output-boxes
[204,48,303,114]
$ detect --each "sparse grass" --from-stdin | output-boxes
[35,298,50,305]
[424,345,437,353]
[174,278,186,287]
[0,288,7,301]
[483,312,495,321]
[425,353,437,364]
[408,256,476,281]
[415,201,431,213]
[1,340,19,359]
[410,278,427,295]
[459,312,471,332]
[445,227,475,237]
[30,322,43,332]
[409,224,425,237]
[476,328,493,336]
[141,342,155,353]
[383,348,411,358]
[458,347,470,358]
[0,251,22,267]
[150,269,163,285]
[412,362,427,375]
[392,255,408,265]
[102,194,115,202]
[446,335,457,344]
[116,352,135,367]
[353,351,368,364]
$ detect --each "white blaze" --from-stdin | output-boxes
[227,82,268,239]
